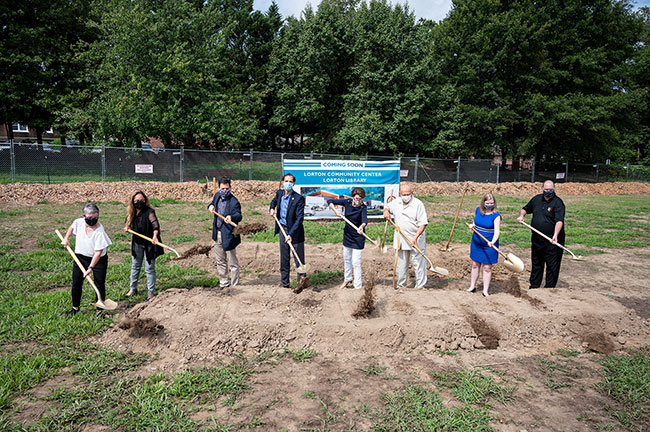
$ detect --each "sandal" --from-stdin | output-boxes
[125,290,137,297]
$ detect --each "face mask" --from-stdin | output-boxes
[543,189,555,198]
[219,189,231,198]
[133,201,145,210]
[401,195,412,203]
[283,182,294,191]
[353,198,362,206]
[85,217,98,226]
[485,204,495,210]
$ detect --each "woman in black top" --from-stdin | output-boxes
[327,187,368,290]
[124,191,164,300]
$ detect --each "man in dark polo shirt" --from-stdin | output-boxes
[517,180,566,288]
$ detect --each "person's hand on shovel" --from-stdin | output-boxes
[285,235,292,244]
[516,215,525,224]
[357,223,366,235]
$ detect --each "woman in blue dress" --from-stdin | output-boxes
[327,187,368,290]
[467,193,501,297]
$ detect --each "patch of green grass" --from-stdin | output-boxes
[373,382,494,431]
[72,349,151,381]
[168,362,254,404]
[432,369,513,406]
[360,364,387,377]
[149,197,180,206]
[555,348,582,357]
[535,356,578,392]
[284,347,318,363]
[299,270,344,288]
[598,347,650,430]
[171,234,197,244]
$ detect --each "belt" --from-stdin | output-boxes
[474,226,494,233]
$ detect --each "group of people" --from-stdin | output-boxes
[61,173,566,314]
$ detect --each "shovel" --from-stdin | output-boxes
[388,219,449,276]
[334,212,385,253]
[380,219,389,253]
[519,220,584,260]
[441,187,467,252]
[211,210,238,228]
[272,214,309,274]
[466,223,525,273]
[55,229,118,310]
[127,229,181,258]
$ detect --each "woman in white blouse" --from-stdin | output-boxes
[61,203,112,316]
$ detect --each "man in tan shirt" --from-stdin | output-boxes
[383,184,429,289]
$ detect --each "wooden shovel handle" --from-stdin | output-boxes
[444,187,467,249]
[338,213,377,245]
[271,213,305,268]
[211,210,238,227]
[55,229,104,305]
[388,219,434,268]
[466,223,506,258]
[519,220,578,258]
[126,229,180,257]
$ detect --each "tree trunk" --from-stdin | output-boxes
[36,127,43,145]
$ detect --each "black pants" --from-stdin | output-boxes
[71,254,108,308]
[529,237,563,288]
[279,225,306,287]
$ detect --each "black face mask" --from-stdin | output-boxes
[85,217,98,226]
[543,189,555,198]
[133,201,145,210]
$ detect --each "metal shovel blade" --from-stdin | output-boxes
[429,265,449,276]
[297,263,310,274]
[439,245,453,252]
[503,253,525,273]
[93,298,118,310]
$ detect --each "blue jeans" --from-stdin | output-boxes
[130,242,156,295]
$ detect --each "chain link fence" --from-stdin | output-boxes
[0,141,648,184]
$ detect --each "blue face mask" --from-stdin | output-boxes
[283,182,294,191]
[219,188,230,198]
[485,204,495,210]
[543,189,555,198]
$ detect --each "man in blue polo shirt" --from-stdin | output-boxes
[269,173,306,288]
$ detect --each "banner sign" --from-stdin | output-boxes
[135,164,153,174]
[282,159,400,219]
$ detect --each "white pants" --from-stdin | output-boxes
[214,236,239,288]
[343,246,363,289]
[396,249,427,289]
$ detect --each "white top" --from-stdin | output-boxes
[386,197,428,250]
[71,218,112,257]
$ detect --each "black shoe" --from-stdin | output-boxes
[529,286,539,289]
[67,308,80,316]
[95,308,106,318]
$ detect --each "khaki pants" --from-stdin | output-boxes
[395,249,427,289]
[215,234,239,288]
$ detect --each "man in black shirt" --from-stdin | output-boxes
[518,180,566,288]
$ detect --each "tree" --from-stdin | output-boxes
[432,0,642,161]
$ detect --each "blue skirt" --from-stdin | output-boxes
[470,230,499,265]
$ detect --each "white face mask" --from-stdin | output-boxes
[401,195,412,203]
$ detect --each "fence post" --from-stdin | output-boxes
[531,158,535,183]
[595,164,599,183]
[564,161,568,182]
[414,154,419,183]
[496,161,500,184]
[9,139,15,182]
[281,152,285,170]
[249,148,253,181]
[101,143,106,181]
[456,156,461,182]
[45,155,50,184]
[625,164,629,181]
[179,145,184,182]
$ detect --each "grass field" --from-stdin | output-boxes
[0,194,649,430]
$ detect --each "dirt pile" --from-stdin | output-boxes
[464,311,500,349]
[175,244,212,260]
[2,180,648,205]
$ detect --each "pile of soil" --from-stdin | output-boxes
[1,180,648,205]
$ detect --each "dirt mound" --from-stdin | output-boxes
[505,275,544,308]
[583,332,616,354]
[118,317,164,338]
[1,180,648,205]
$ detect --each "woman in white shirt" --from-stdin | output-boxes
[61,203,112,316]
